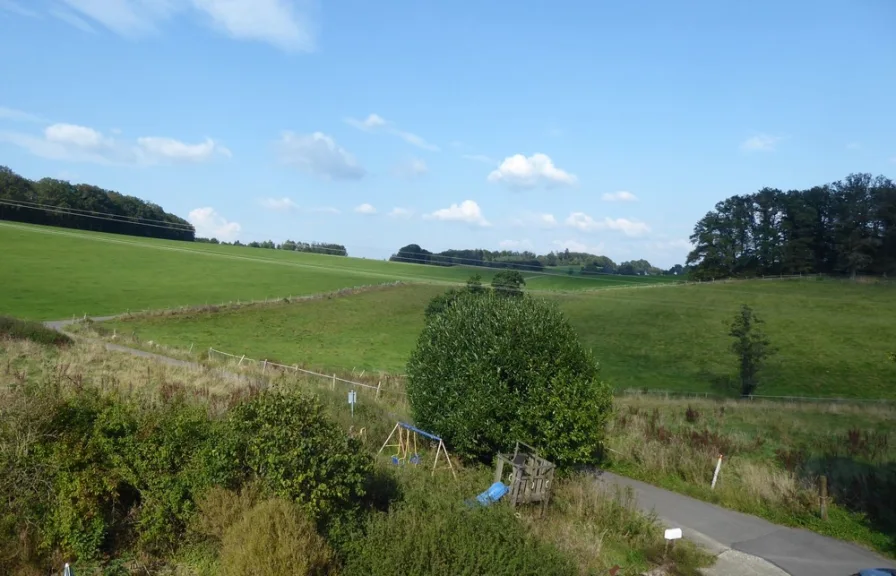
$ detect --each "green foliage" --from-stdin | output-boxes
[407,291,614,468]
[219,499,336,576]
[729,305,776,396]
[423,287,465,320]
[226,391,373,520]
[491,269,526,297]
[0,316,71,346]
[343,486,576,576]
[889,351,896,363]
[465,273,486,294]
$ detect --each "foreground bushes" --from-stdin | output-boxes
[407,291,614,468]
[0,384,370,571]
[0,315,71,346]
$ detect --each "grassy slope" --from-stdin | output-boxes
[0,222,669,319]
[109,279,896,399]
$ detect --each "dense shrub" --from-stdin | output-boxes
[226,391,373,521]
[219,499,336,576]
[406,292,613,468]
[0,316,71,346]
[342,489,576,576]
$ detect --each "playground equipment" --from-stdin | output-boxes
[378,422,456,478]
[492,441,555,516]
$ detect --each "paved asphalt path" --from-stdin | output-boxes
[596,471,894,576]
[45,317,895,576]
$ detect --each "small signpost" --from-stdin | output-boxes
[664,527,683,561]
[347,390,357,418]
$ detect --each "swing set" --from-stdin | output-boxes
[378,422,456,478]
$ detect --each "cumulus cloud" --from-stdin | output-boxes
[137,136,230,162]
[740,133,782,151]
[601,190,638,202]
[424,200,490,227]
[487,153,576,188]
[565,212,650,237]
[260,197,300,212]
[499,239,532,249]
[0,117,230,166]
[188,207,241,241]
[278,131,365,180]
[344,112,439,152]
[54,0,317,51]
[388,207,414,218]
[354,203,376,214]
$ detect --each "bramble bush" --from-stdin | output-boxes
[406,291,614,469]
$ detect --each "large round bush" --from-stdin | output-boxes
[406,292,613,468]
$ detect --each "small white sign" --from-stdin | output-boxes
[664,528,683,541]
[347,391,357,404]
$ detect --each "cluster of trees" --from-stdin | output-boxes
[390,243,671,276]
[196,236,348,256]
[687,173,896,280]
[0,166,195,241]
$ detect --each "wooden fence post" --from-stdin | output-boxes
[819,475,828,520]
[376,381,382,400]
[331,374,336,390]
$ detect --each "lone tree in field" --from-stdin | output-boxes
[729,304,775,396]
[491,270,526,297]
[424,274,489,319]
[406,291,613,469]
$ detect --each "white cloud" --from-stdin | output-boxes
[344,113,439,152]
[137,136,230,162]
[0,119,228,166]
[499,239,532,249]
[278,131,365,180]
[424,200,490,227]
[388,207,413,218]
[601,190,638,202]
[394,157,428,179]
[565,212,650,237]
[50,7,96,32]
[260,197,300,212]
[188,207,241,241]
[354,203,376,214]
[740,133,782,151]
[511,211,557,229]
[461,154,496,165]
[487,153,576,188]
[0,106,45,124]
[0,0,39,17]
[344,113,386,131]
[552,239,606,255]
[57,0,317,51]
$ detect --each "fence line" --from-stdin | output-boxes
[618,387,895,405]
[207,347,407,397]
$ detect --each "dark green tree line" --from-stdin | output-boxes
[687,173,896,280]
[0,166,194,241]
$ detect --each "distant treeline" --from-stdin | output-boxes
[389,243,678,276]
[0,166,194,241]
[687,173,896,280]
[197,236,348,256]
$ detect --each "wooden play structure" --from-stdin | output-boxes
[493,441,556,516]
[378,422,457,478]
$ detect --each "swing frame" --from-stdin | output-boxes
[378,421,457,478]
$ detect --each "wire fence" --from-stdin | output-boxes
[207,347,407,398]
[617,387,896,405]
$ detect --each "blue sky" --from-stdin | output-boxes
[1,0,894,268]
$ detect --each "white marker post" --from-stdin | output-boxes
[664,527,682,561]
[711,454,723,490]
[348,390,357,419]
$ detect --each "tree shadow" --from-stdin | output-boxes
[802,455,896,557]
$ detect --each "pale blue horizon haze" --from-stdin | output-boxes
[1,0,895,268]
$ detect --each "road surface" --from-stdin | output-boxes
[596,471,894,576]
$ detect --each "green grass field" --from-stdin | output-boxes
[106,278,896,399]
[0,222,674,320]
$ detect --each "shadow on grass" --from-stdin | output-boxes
[803,456,896,557]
